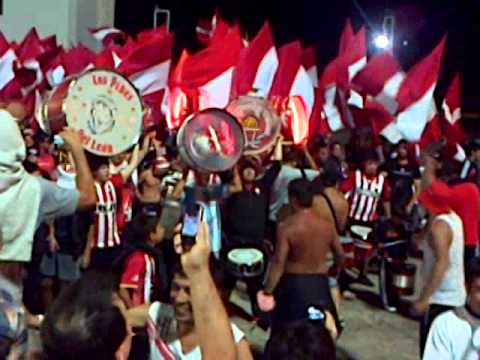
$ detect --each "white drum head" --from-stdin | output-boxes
[228,248,263,265]
[63,70,143,156]
[350,225,372,240]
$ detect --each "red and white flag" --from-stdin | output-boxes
[269,42,314,113]
[302,47,318,87]
[231,22,278,98]
[394,37,446,142]
[352,51,405,115]
[166,27,243,127]
[90,27,127,48]
[118,31,173,97]
[269,41,315,144]
[339,19,355,56]
[62,45,96,76]
[442,73,464,141]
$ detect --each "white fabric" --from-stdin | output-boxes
[168,323,245,360]
[0,110,42,262]
[323,86,344,132]
[269,165,318,221]
[289,66,315,118]
[423,212,466,307]
[423,310,480,360]
[306,66,318,88]
[396,85,436,142]
[252,47,279,97]
[199,68,234,110]
[374,72,405,115]
[130,60,171,96]
[0,49,17,90]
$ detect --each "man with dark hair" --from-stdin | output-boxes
[423,257,480,359]
[259,179,344,336]
[41,221,239,360]
[311,160,350,306]
[41,271,131,360]
[412,148,467,357]
[460,139,480,184]
[266,318,336,360]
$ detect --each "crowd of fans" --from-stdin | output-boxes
[1,103,480,360]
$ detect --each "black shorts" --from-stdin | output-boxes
[272,273,340,336]
[90,246,123,271]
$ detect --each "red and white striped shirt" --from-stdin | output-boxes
[343,170,390,223]
[121,251,157,306]
[92,175,123,249]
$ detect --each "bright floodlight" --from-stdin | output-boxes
[374,34,391,49]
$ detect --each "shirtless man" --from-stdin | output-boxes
[311,160,351,306]
[136,140,186,215]
[259,179,344,336]
[311,160,349,233]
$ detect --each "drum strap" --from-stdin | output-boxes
[321,192,343,235]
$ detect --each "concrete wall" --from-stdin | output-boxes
[0,0,115,50]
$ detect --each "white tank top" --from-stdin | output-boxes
[423,212,466,306]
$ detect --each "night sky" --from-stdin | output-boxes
[115,0,480,116]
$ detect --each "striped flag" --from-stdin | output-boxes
[231,22,278,98]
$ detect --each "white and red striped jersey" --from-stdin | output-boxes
[121,250,156,306]
[92,174,123,249]
[343,170,390,222]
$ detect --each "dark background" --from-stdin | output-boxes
[115,0,480,128]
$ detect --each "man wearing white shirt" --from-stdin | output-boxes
[424,257,480,360]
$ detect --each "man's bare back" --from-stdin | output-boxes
[280,209,338,275]
[312,187,349,235]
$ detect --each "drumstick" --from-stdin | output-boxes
[208,126,222,154]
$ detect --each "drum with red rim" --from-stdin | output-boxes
[389,259,416,296]
[353,240,374,271]
[340,237,355,269]
[37,69,144,156]
[226,96,281,156]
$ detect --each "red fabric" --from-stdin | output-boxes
[111,174,124,210]
[341,172,355,194]
[110,174,124,233]
[352,52,401,97]
[396,37,445,113]
[418,180,453,215]
[449,182,480,246]
[269,41,302,99]
[121,251,152,306]
[36,154,57,180]
[339,19,355,56]
[171,29,243,89]
[231,22,275,98]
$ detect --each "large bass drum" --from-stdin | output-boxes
[226,96,281,156]
[37,69,144,157]
[177,108,245,173]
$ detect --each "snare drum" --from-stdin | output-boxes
[350,225,372,241]
[340,237,355,269]
[38,69,144,156]
[353,240,374,271]
[389,259,416,296]
[226,248,265,278]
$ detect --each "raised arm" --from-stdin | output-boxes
[120,133,154,182]
[59,129,96,210]
[176,222,236,360]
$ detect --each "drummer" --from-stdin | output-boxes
[341,150,391,285]
[258,179,344,337]
[222,156,280,316]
